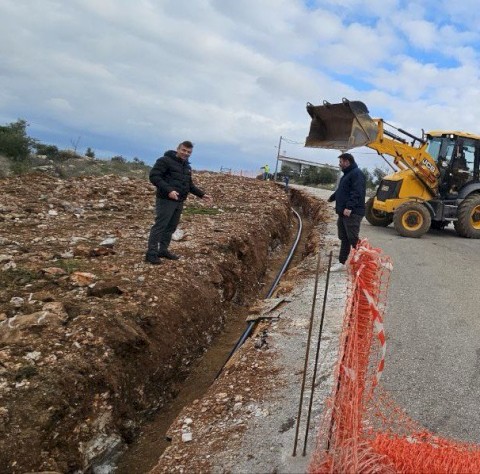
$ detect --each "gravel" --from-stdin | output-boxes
[152,185,349,473]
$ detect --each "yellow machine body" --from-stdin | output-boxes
[305,98,480,238]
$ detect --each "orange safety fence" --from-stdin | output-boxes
[308,238,480,473]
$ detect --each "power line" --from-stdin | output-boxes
[282,138,305,145]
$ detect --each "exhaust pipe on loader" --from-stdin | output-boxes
[305,98,378,150]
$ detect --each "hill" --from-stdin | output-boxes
[0,152,151,180]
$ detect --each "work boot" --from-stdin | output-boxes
[158,249,180,260]
[145,253,161,265]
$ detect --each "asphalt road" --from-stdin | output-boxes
[292,184,480,444]
[361,220,480,443]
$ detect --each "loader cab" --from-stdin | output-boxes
[426,132,480,197]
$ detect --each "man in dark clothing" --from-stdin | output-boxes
[284,174,290,192]
[145,141,211,265]
[327,152,366,272]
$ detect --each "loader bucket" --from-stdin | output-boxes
[305,99,378,150]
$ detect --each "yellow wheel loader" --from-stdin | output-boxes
[305,98,480,238]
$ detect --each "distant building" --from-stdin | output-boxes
[278,155,339,176]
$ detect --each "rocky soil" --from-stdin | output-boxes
[148,186,347,474]
[0,172,316,472]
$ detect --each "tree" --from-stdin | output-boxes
[361,167,375,189]
[0,119,33,159]
[280,165,298,180]
[85,147,95,158]
[299,166,319,185]
[111,155,126,163]
[360,166,390,190]
[35,143,59,159]
[372,166,388,187]
[298,165,338,186]
[316,167,338,184]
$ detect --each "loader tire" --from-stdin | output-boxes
[453,194,480,238]
[393,202,431,238]
[365,197,393,227]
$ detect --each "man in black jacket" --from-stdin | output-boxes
[328,152,366,272]
[145,141,211,265]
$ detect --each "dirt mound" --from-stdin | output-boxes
[0,172,294,472]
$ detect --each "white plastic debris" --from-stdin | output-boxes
[172,229,185,241]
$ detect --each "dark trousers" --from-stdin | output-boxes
[146,198,183,256]
[337,214,363,264]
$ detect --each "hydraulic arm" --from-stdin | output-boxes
[305,99,441,195]
[305,98,480,239]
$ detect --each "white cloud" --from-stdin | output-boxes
[400,19,438,50]
[0,0,479,171]
[47,97,74,113]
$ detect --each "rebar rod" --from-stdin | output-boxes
[292,249,322,457]
[302,250,333,456]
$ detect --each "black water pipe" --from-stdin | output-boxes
[215,208,302,379]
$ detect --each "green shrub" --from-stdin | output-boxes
[0,119,34,159]
[35,143,59,159]
[9,156,35,175]
[56,150,82,161]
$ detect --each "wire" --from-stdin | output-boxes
[282,137,305,145]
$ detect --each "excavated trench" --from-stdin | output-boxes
[0,174,329,474]
[113,188,322,473]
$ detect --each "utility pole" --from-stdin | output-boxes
[273,135,282,181]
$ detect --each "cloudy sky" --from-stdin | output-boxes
[1,0,480,173]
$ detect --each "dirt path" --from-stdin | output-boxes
[151,185,349,473]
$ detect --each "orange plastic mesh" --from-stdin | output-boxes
[308,238,480,473]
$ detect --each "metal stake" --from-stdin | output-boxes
[302,251,333,456]
[292,249,322,456]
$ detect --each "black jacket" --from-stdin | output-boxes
[328,162,366,216]
[149,150,205,201]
